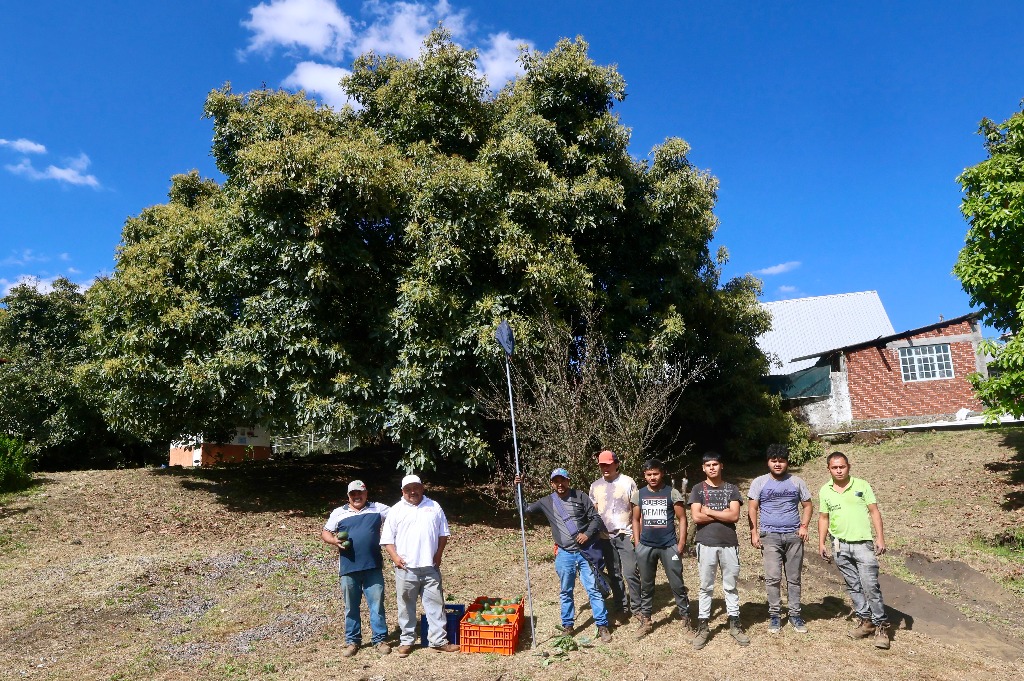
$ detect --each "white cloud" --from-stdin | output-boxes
[282,61,354,109]
[0,137,47,154]
[355,0,469,59]
[777,285,798,293]
[1,274,95,297]
[1,249,50,267]
[755,261,801,276]
[5,153,100,188]
[242,1,532,108]
[478,32,530,89]
[242,0,355,59]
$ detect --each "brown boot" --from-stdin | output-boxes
[430,643,460,653]
[635,615,653,639]
[873,622,891,649]
[597,625,613,643]
[848,617,876,639]
[680,615,694,635]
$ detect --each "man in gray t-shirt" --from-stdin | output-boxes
[748,445,813,634]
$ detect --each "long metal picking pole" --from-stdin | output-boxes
[505,353,536,649]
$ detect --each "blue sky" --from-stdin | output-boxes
[2,1,1022,334]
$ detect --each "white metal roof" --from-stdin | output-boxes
[757,291,895,375]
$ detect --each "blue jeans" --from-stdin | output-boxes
[340,568,387,645]
[833,539,887,625]
[554,549,608,629]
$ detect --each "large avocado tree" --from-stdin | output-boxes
[87,31,779,468]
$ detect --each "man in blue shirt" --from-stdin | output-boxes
[747,445,813,634]
[322,480,391,657]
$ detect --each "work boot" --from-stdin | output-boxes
[728,616,750,646]
[396,644,414,658]
[375,642,392,655]
[692,619,710,650]
[873,622,891,650]
[597,625,613,643]
[430,643,460,653]
[635,615,653,639]
[848,617,876,639]
[342,643,359,657]
[679,614,694,635]
[559,624,574,637]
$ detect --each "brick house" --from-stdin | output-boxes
[758,293,986,431]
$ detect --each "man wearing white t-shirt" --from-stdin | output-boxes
[380,474,460,657]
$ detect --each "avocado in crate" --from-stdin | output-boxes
[460,597,524,655]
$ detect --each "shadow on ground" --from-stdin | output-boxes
[984,429,1024,510]
[148,446,522,528]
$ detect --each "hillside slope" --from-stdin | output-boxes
[1,429,1023,680]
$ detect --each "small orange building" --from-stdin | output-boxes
[169,426,272,467]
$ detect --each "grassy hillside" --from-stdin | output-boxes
[1,429,1022,680]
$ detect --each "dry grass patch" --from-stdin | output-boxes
[1,432,1022,679]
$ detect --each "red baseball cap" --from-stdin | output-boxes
[597,450,618,465]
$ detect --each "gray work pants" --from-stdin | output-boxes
[833,539,887,625]
[394,566,448,646]
[696,543,740,620]
[635,543,690,619]
[760,531,804,617]
[603,534,642,615]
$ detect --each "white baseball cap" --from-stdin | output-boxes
[401,474,422,489]
[347,480,367,493]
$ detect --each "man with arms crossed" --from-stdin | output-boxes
[380,474,460,657]
[589,449,641,626]
[321,480,391,657]
[688,451,749,648]
[818,451,891,649]
[747,445,813,634]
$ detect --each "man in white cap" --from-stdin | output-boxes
[321,480,391,657]
[380,474,460,657]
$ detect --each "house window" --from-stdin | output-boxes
[898,344,954,382]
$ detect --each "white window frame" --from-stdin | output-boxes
[898,343,954,382]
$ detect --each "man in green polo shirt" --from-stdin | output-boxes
[817,451,890,650]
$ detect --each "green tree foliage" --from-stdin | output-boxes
[954,103,1024,417]
[0,434,32,492]
[88,31,781,467]
[0,279,153,469]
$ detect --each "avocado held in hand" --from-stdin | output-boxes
[335,530,351,549]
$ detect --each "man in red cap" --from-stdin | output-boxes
[589,449,641,626]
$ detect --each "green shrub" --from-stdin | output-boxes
[779,412,825,467]
[0,434,33,492]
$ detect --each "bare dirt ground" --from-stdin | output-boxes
[2,428,1024,680]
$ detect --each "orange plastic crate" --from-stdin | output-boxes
[459,613,521,655]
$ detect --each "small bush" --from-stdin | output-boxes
[0,434,33,492]
[782,413,825,467]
